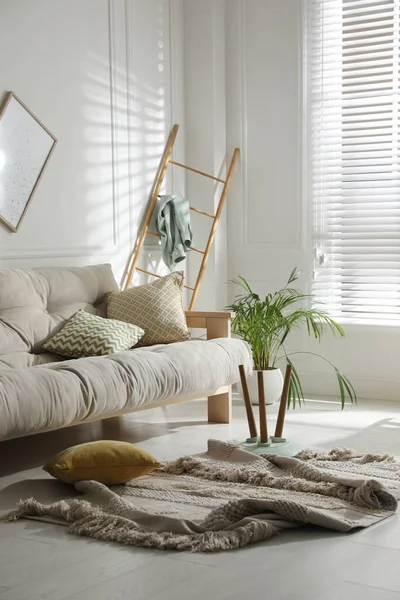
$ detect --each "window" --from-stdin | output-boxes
[308,0,400,324]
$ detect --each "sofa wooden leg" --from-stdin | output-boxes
[207,389,232,423]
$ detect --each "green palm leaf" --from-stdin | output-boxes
[227,269,356,409]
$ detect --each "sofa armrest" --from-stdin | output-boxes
[185,311,233,340]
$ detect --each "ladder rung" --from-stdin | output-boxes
[190,206,216,219]
[136,267,194,291]
[147,230,161,238]
[169,160,226,184]
[136,268,162,279]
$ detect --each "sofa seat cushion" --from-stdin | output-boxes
[0,338,252,441]
[0,352,65,370]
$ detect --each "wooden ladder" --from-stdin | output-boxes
[121,124,239,310]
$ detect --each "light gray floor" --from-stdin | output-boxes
[1,396,400,599]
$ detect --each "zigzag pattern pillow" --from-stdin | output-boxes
[42,310,144,358]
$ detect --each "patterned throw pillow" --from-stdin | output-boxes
[42,310,144,358]
[106,271,191,347]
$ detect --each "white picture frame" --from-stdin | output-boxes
[0,92,57,232]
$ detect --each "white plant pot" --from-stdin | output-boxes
[240,368,284,405]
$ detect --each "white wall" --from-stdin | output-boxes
[226,0,304,289]
[182,0,228,310]
[225,0,400,402]
[226,0,306,349]
[0,0,184,284]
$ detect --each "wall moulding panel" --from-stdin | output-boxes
[238,0,303,251]
[0,0,127,261]
[127,0,176,251]
[182,0,227,311]
[0,0,183,275]
[225,0,306,312]
[126,0,185,288]
[226,0,308,304]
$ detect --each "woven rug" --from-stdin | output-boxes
[1,440,400,552]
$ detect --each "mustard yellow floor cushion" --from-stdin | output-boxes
[43,440,160,485]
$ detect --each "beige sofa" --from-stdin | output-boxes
[0,264,252,441]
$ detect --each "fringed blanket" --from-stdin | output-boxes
[1,441,399,552]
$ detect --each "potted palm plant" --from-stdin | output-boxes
[226,268,356,408]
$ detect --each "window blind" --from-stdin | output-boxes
[308,0,400,324]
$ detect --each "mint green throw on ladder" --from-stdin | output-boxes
[151,194,193,270]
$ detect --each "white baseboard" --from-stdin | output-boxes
[300,370,400,403]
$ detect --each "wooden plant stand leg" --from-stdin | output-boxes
[272,364,292,442]
[208,390,232,423]
[239,365,258,441]
[257,371,269,444]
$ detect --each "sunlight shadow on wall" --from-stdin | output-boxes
[80,1,170,284]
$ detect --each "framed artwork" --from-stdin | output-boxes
[0,91,57,232]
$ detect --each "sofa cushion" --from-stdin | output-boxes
[0,352,63,370]
[106,271,191,347]
[42,310,144,358]
[0,264,119,365]
[0,338,253,441]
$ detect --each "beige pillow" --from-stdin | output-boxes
[107,271,191,347]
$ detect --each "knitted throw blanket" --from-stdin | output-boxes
[1,441,399,552]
